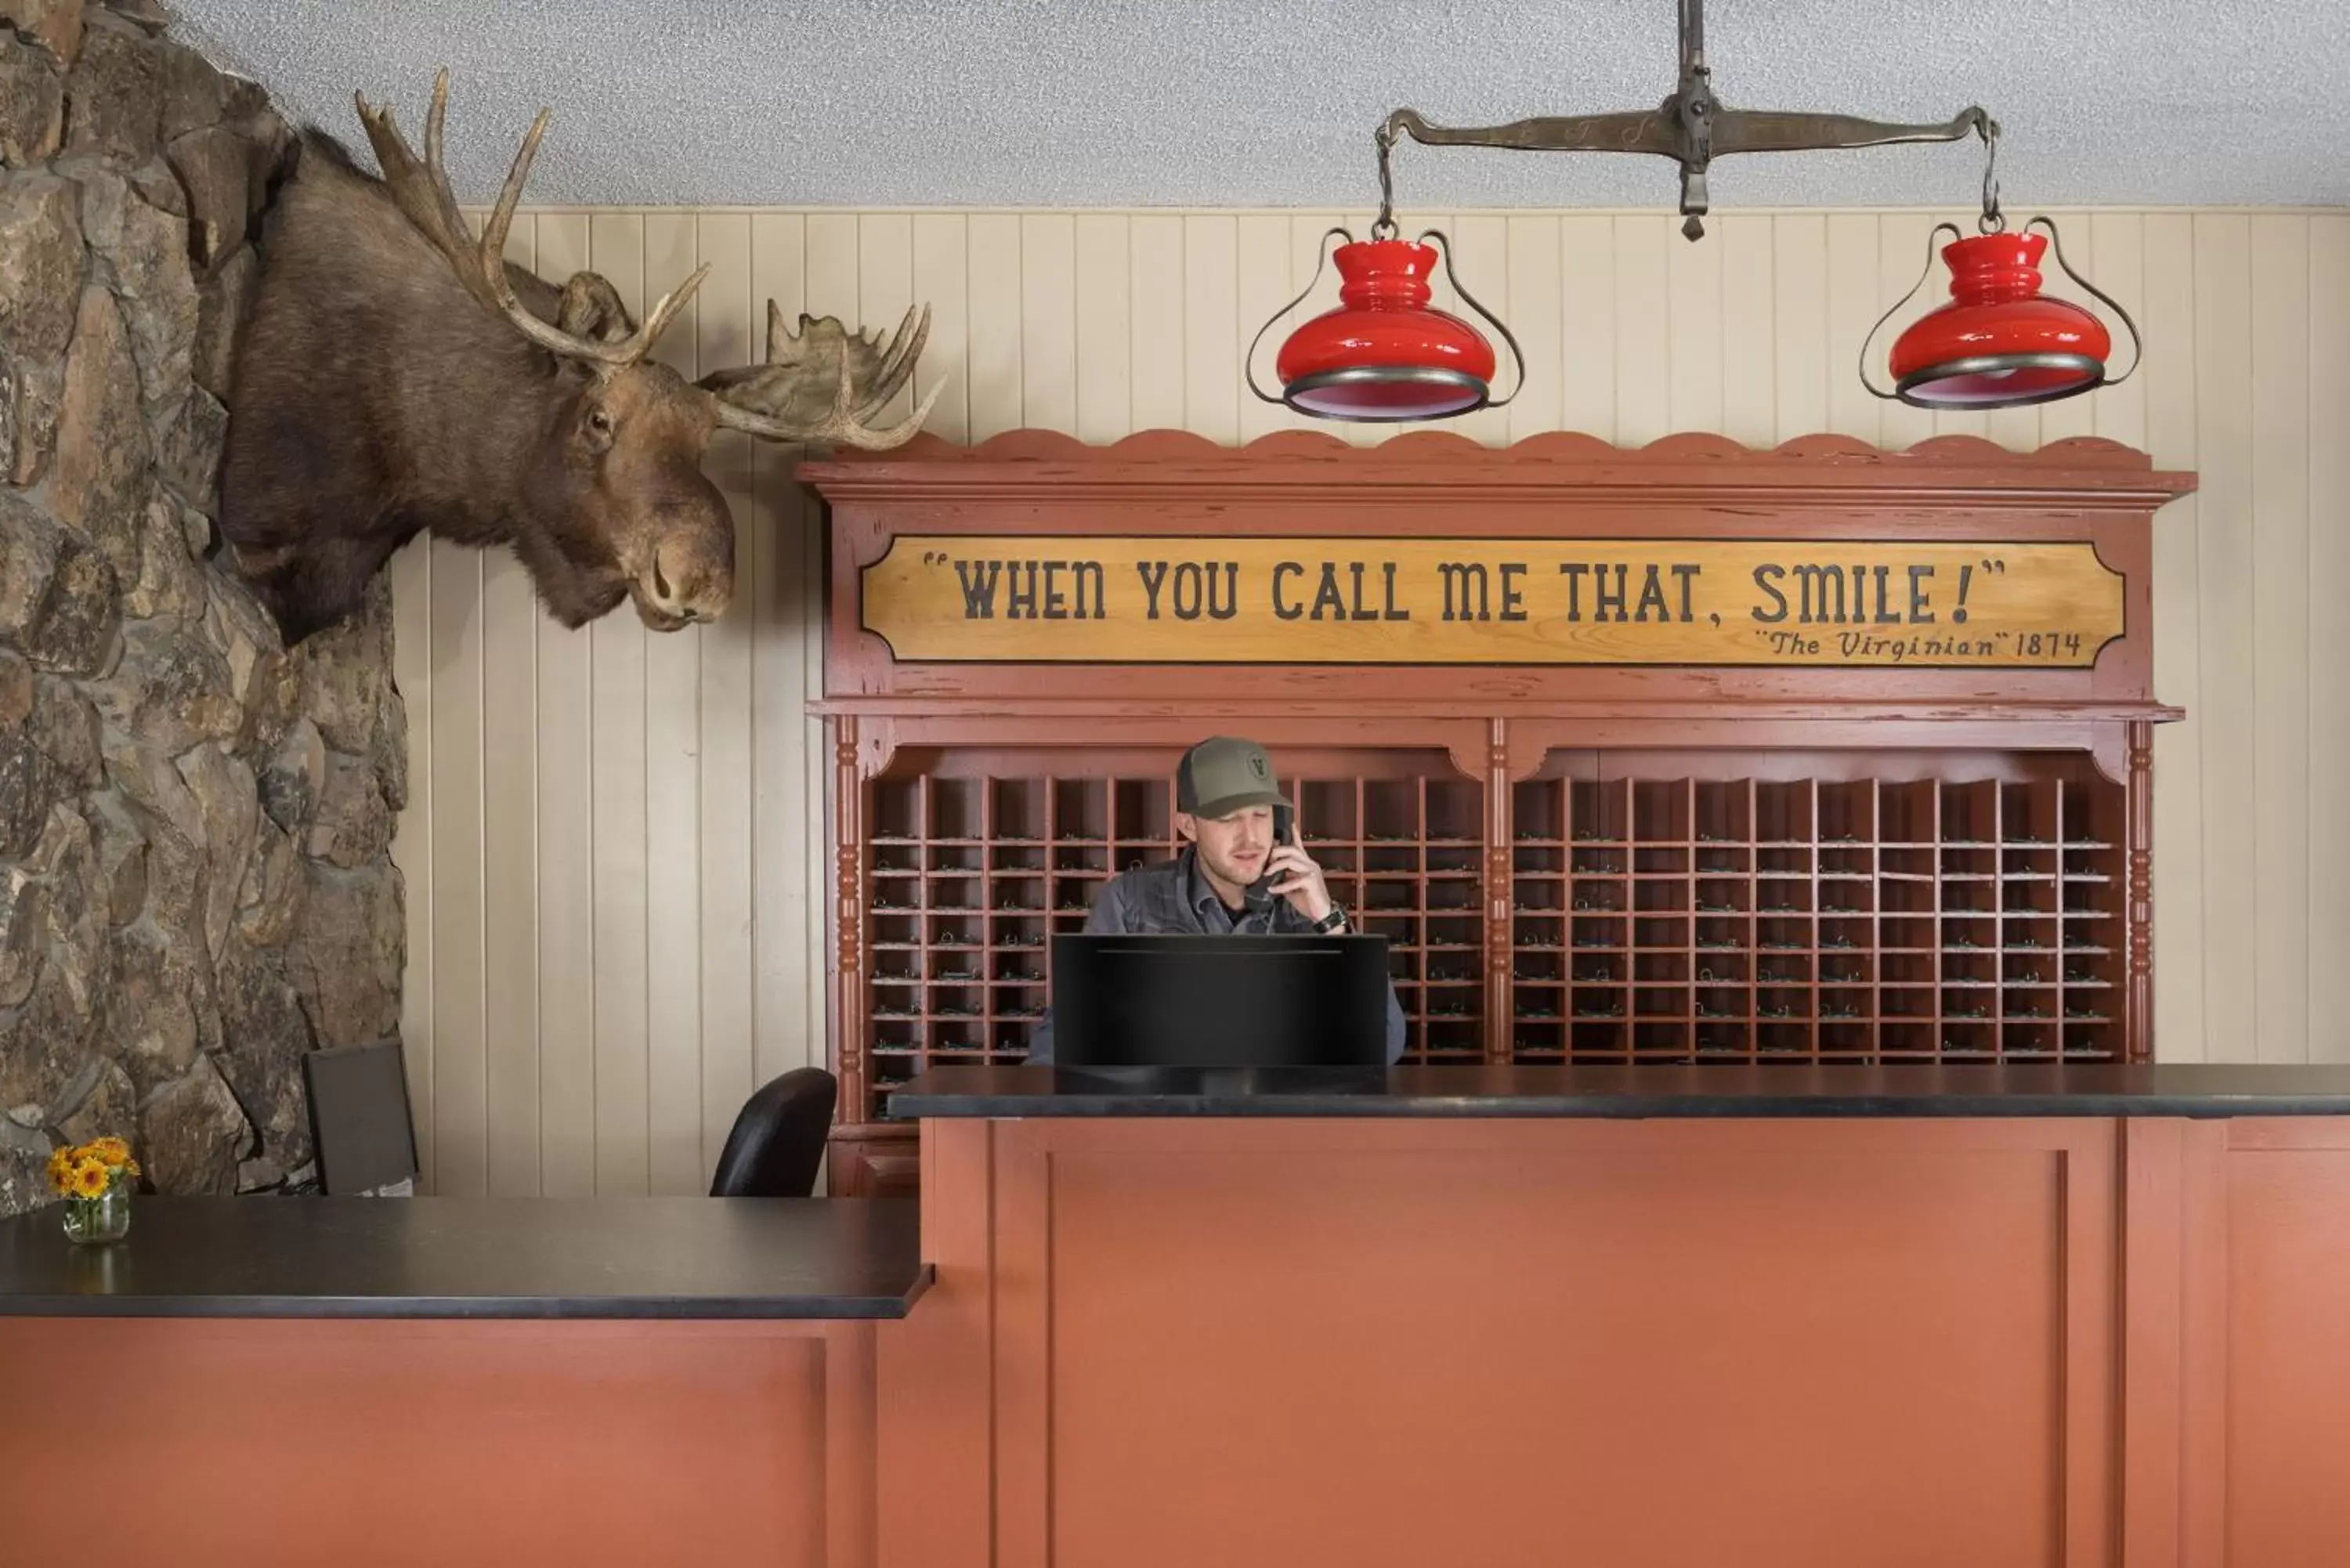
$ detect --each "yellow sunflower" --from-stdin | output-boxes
[84,1136,132,1166]
[70,1159,110,1199]
[46,1147,77,1194]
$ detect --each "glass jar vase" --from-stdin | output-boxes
[62,1188,132,1245]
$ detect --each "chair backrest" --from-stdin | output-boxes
[302,1037,421,1196]
[708,1068,838,1198]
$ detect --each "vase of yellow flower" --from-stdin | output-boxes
[48,1137,138,1245]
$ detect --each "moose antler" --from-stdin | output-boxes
[700,302,942,449]
[354,70,708,368]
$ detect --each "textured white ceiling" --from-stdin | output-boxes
[169,0,2341,211]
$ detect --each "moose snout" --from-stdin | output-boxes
[635,540,732,628]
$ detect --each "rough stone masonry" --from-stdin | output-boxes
[1,0,405,1213]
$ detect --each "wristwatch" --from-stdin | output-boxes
[1312,906,1350,934]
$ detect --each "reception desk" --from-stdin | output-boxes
[879,1064,2350,1568]
[8,1071,2350,1566]
[0,1198,927,1566]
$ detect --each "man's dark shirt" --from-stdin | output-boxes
[1025,846,1408,1064]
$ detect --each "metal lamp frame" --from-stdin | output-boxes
[1379,0,2000,241]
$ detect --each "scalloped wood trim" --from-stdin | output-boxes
[805,426,2184,475]
[799,430,2197,514]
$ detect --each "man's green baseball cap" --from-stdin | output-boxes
[1176,735,1289,820]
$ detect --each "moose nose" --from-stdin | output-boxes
[641,546,725,624]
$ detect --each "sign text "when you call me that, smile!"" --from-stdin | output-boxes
[859,537,2124,667]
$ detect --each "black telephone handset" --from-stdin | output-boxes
[1247,802,1296,902]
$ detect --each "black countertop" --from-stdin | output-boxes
[0,1197,931,1320]
[888,1063,2350,1119]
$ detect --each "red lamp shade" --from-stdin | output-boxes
[1889,230,2111,409]
[1274,238,1498,420]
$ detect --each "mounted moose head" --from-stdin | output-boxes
[220,71,939,644]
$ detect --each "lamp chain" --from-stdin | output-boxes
[1979,116,2007,233]
[1372,123,1400,241]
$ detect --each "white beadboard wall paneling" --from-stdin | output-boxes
[752,211,818,1104]
[860,212,917,428]
[1448,214,1512,450]
[1021,214,1079,435]
[584,211,651,1194]
[1667,215,1723,436]
[805,214,859,1104]
[2137,213,2204,1061]
[1559,214,1616,442]
[2250,215,2312,1067]
[912,213,973,444]
[1129,214,1185,435]
[2310,216,2350,1063]
[642,211,704,1196]
[1235,213,1292,445]
[1183,214,1240,445]
[531,211,598,1194]
[425,532,484,1197]
[1614,215,1673,446]
[2192,215,2258,1064]
[1718,213,1777,449]
[748,212,813,1093]
[696,211,759,1187]
[966,214,1022,443]
[1075,213,1132,444]
[385,204,2346,1188]
[481,555,541,1195]
[1503,213,1564,443]
[1770,214,1829,443]
[1823,212,1879,443]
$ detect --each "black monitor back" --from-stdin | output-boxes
[1050,933,1391,1068]
[302,1037,421,1195]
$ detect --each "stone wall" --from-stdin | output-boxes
[0,0,404,1213]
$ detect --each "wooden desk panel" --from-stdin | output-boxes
[1039,1127,2102,1567]
[0,1317,875,1566]
[2192,1121,2350,1568]
[893,1118,2118,1568]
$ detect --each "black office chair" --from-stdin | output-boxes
[708,1067,838,1198]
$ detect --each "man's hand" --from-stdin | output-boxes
[1263,841,1334,923]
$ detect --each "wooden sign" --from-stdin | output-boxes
[860,536,2126,668]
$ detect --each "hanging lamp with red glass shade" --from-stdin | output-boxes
[1862,122,2142,410]
[1246,2,2149,422]
[1246,126,1524,422]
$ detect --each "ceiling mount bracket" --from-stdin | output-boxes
[1378,0,1996,240]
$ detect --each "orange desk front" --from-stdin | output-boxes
[878,1064,2350,1568]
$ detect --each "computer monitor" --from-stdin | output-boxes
[1049,932,1393,1069]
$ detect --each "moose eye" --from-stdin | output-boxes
[586,408,613,435]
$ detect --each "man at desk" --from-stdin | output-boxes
[1025,736,1408,1064]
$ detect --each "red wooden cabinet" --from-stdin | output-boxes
[801,430,2193,1194]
